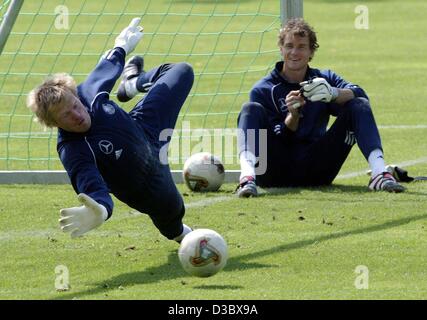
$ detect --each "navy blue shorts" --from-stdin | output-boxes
[124,62,194,239]
[238,98,382,187]
[130,62,194,150]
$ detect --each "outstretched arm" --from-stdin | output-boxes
[78,18,144,106]
[58,140,114,237]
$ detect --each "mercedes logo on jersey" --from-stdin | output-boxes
[98,140,114,154]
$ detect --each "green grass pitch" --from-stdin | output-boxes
[1,0,427,300]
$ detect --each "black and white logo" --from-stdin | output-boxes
[98,140,114,154]
[344,131,356,146]
[115,149,123,160]
[102,103,115,115]
[278,98,287,113]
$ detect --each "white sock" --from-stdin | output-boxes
[173,224,192,242]
[239,151,256,181]
[368,148,386,177]
[124,77,139,97]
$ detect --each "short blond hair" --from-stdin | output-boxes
[27,73,77,127]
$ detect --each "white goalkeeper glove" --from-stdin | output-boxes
[59,193,108,238]
[114,17,144,55]
[300,77,339,103]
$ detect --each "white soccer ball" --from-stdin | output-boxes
[178,228,228,277]
[182,152,225,192]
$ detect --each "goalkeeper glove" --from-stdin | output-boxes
[114,17,144,55]
[300,77,339,103]
[59,193,108,238]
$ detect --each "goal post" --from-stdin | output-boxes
[0,0,24,54]
[0,0,303,184]
[280,0,303,25]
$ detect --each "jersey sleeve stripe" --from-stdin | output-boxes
[90,91,109,112]
[84,137,98,169]
[271,83,282,114]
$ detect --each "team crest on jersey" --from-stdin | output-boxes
[278,97,287,113]
[98,140,114,154]
[102,103,115,115]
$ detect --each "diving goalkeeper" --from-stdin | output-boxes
[27,18,193,241]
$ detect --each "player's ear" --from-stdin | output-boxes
[279,46,285,57]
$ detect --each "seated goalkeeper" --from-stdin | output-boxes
[26,18,193,242]
[236,18,405,197]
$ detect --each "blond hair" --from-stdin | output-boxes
[26,73,77,127]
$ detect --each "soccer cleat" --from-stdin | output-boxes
[117,55,147,102]
[174,224,193,244]
[236,176,258,198]
[368,172,406,193]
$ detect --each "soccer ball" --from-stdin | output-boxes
[183,152,225,192]
[178,229,228,277]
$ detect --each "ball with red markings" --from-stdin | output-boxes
[183,152,225,192]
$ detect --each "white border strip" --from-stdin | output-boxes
[1,156,426,184]
[337,156,427,179]
[0,170,240,184]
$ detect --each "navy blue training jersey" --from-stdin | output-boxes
[250,61,368,143]
[57,48,158,217]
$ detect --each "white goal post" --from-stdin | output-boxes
[0,0,24,54]
[281,0,303,25]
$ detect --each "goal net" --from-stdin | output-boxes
[0,0,282,172]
